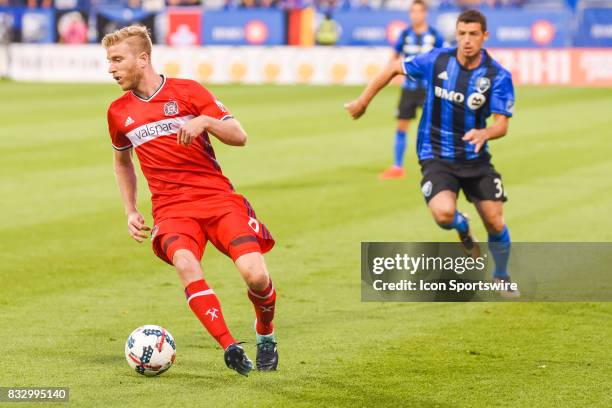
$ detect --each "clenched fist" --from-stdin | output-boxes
[344,99,367,120]
[177,116,209,146]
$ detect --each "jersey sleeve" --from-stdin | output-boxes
[402,49,435,81]
[434,30,445,48]
[190,81,234,121]
[393,29,406,54]
[490,70,515,118]
[107,108,132,151]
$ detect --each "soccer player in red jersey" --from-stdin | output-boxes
[103,25,278,376]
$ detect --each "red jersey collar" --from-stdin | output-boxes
[131,75,166,102]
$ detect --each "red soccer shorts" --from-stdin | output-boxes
[151,204,274,266]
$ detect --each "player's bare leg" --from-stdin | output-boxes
[380,119,410,180]
[235,252,279,371]
[173,249,205,287]
[397,119,409,132]
[474,200,505,236]
[475,201,519,298]
[235,251,271,291]
[173,249,253,376]
[429,191,480,257]
[428,190,456,225]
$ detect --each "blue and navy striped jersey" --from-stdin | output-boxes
[403,47,515,162]
[394,26,444,90]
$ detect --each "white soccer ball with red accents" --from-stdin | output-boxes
[124,325,176,376]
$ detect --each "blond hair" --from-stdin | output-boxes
[102,25,152,56]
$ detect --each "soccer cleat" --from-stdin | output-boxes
[224,343,253,377]
[494,277,521,299]
[457,213,480,258]
[378,165,405,180]
[255,333,278,371]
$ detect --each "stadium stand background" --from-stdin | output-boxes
[1,0,611,85]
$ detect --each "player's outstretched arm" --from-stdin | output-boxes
[177,116,247,147]
[462,114,510,153]
[113,149,150,242]
[344,59,404,120]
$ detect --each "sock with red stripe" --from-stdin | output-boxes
[185,279,235,350]
[247,280,276,335]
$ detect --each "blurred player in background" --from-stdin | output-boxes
[104,25,279,376]
[346,10,519,297]
[379,0,444,180]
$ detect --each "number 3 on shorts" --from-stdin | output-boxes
[493,178,504,199]
[248,217,260,233]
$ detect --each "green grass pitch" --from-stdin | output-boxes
[1,81,611,407]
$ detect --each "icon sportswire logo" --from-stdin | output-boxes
[125,115,195,147]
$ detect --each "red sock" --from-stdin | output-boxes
[185,279,235,350]
[247,280,276,335]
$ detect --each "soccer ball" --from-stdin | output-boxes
[124,325,176,376]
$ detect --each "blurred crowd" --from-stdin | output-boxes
[0,0,529,9]
[311,0,525,11]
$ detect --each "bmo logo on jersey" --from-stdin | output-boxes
[434,86,464,104]
[434,86,487,110]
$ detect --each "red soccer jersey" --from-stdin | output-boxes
[107,76,243,222]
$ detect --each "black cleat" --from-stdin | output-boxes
[224,343,253,377]
[458,213,480,258]
[256,336,278,371]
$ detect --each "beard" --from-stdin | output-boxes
[121,69,142,91]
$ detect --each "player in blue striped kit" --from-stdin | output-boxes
[380,0,444,180]
[346,9,519,297]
